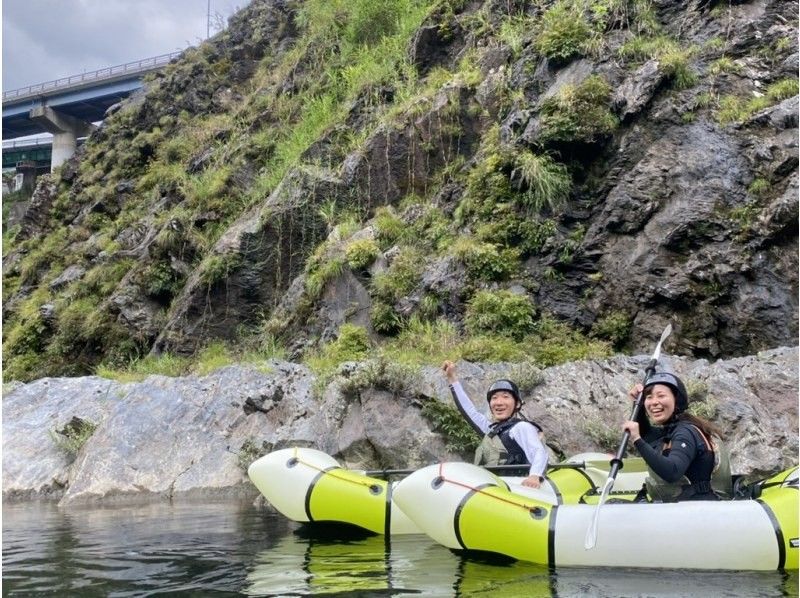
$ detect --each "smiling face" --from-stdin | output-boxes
[644,384,676,425]
[489,390,518,422]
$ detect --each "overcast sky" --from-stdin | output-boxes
[3,0,245,91]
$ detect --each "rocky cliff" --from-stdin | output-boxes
[3,347,796,504]
[2,0,797,382]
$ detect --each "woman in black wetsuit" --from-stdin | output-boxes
[622,371,726,501]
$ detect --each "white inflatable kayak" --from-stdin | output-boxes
[247,447,649,535]
[391,461,799,570]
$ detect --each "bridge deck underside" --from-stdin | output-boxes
[3,78,143,138]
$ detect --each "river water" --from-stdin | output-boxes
[3,499,798,597]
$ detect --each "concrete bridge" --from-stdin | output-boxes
[2,138,52,171]
[3,51,182,172]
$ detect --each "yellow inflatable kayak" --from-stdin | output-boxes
[247,447,649,535]
[391,462,799,570]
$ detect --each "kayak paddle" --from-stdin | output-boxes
[584,323,672,550]
[363,460,611,478]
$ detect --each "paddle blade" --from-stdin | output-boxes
[584,477,615,549]
[652,323,672,363]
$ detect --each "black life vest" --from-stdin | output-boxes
[488,418,527,465]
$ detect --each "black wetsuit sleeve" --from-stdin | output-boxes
[633,425,700,483]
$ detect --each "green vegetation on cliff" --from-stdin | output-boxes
[3,0,797,382]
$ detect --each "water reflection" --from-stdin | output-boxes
[3,499,285,596]
[3,500,798,597]
[245,522,799,598]
[246,528,449,596]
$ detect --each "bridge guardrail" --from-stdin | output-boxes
[3,137,53,150]
[3,51,184,102]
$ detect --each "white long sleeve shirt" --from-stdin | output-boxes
[450,381,548,478]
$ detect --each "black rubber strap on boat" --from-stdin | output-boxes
[756,499,786,570]
[547,505,558,569]
[384,482,393,539]
[453,483,494,550]
[546,478,563,505]
[570,466,597,491]
[303,466,339,522]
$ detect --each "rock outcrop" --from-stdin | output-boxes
[4,347,796,504]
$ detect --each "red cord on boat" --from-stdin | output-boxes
[436,462,542,512]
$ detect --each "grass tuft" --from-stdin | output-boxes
[49,417,98,458]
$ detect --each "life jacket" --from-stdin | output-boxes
[644,423,732,502]
[473,418,541,469]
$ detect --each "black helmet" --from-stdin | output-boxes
[643,372,688,414]
[486,379,521,405]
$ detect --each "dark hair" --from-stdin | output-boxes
[677,412,724,439]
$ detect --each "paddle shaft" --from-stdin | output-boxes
[585,323,672,550]
[364,461,592,478]
[608,357,659,479]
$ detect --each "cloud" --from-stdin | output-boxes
[3,0,242,91]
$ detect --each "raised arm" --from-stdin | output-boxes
[442,360,490,435]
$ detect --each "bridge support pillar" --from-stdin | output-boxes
[28,106,96,171]
[14,161,38,194]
